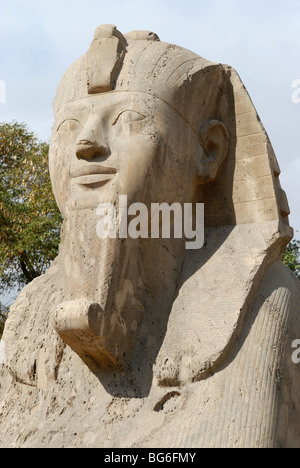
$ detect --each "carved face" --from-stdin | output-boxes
[50,90,205,371]
[49,91,199,216]
[50,68,229,374]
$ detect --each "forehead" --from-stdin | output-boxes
[56,92,159,119]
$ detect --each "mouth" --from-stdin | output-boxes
[71,165,117,188]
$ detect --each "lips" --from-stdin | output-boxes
[71,165,117,188]
[71,165,117,178]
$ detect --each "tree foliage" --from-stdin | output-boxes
[283,240,300,279]
[0,121,62,337]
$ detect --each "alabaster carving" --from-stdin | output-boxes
[1,25,300,448]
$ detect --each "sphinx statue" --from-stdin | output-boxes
[1,25,300,448]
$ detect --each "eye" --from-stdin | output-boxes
[112,110,146,126]
[57,118,82,133]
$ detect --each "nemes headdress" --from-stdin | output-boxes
[53,25,293,378]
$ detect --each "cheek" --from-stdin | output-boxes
[113,130,192,204]
[113,132,159,201]
[49,135,73,214]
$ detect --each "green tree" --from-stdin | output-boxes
[0,121,62,337]
[283,240,300,279]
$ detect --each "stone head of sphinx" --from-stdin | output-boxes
[50,25,290,384]
[50,25,229,217]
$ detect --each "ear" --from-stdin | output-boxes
[196,120,229,184]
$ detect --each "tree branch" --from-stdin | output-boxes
[19,251,39,284]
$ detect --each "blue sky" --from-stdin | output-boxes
[0,0,300,304]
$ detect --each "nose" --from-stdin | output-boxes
[76,120,110,161]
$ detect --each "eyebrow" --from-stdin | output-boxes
[57,94,136,120]
[56,91,197,134]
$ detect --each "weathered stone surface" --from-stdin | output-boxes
[0,25,299,448]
